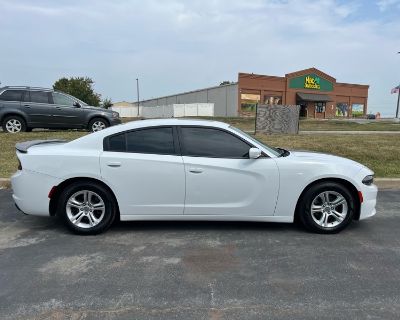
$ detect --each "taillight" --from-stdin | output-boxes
[17,159,22,170]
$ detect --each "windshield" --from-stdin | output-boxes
[229,126,281,157]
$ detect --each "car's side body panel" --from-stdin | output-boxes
[182,156,280,216]
[100,152,186,216]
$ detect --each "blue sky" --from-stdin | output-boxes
[0,0,399,115]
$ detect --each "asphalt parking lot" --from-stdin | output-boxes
[0,189,399,320]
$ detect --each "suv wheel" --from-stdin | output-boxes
[89,118,108,132]
[2,116,27,133]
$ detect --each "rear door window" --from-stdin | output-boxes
[29,91,50,104]
[105,127,176,155]
[0,90,24,101]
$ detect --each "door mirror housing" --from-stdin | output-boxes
[249,147,262,159]
[73,101,82,108]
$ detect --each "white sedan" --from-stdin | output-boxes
[11,119,377,235]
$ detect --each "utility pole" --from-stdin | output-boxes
[396,87,400,119]
[136,78,140,117]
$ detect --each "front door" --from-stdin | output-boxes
[179,126,280,216]
[23,90,54,126]
[100,126,185,216]
[51,92,83,127]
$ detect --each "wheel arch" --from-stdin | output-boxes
[87,116,110,128]
[1,112,28,125]
[49,177,120,219]
[294,177,361,222]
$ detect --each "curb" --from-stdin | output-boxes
[0,178,11,189]
[1,178,399,190]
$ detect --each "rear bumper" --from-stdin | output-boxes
[11,170,62,216]
[359,183,378,220]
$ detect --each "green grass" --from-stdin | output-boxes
[1,129,399,178]
[256,134,400,178]
[299,119,400,131]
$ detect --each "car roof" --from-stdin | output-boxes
[0,86,53,91]
[120,118,231,129]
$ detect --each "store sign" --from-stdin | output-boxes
[289,73,333,91]
[304,75,320,90]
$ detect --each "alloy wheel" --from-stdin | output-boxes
[92,121,106,132]
[310,191,348,228]
[66,190,106,229]
[5,119,22,133]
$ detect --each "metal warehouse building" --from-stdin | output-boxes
[139,83,239,117]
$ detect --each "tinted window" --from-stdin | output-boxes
[108,133,126,152]
[126,127,175,154]
[0,90,24,101]
[30,91,50,104]
[106,127,175,154]
[181,127,250,158]
[52,92,75,106]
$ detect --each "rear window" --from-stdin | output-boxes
[0,90,24,102]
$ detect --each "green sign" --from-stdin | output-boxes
[289,74,333,91]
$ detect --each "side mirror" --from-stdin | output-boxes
[249,147,262,159]
[73,101,81,108]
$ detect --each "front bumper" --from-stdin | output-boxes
[359,183,378,220]
[109,118,122,126]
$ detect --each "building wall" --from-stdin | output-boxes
[238,68,369,118]
[139,84,238,117]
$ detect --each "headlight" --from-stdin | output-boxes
[362,175,374,186]
[112,112,119,118]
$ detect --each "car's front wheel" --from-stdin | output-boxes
[88,118,109,132]
[2,115,27,133]
[59,181,117,235]
[298,182,356,234]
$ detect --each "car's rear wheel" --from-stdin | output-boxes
[2,116,27,133]
[298,182,355,234]
[59,181,116,235]
[89,118,108,132]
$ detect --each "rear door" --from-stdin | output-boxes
[51,92,83,127]
[100,126,185,216]
[179,126,280,216]
[23,90,54,127]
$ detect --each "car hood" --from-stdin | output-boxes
[288,150,370,172]
[82,106,113,113]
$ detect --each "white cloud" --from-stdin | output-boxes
[377,0,400,11]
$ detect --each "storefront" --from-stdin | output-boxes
[238,68,369,118]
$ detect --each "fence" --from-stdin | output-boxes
[111,103,214,118]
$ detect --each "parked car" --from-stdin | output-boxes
[0,86,121,133]
[366,114,376,119]
[11,119,377,235]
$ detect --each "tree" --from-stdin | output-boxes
[102,98,113,109]
[53,77,101,106]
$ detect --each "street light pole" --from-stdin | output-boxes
[136,78,140,117]
[396,87,400,119]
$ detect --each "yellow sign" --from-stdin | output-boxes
[304,75,321,90]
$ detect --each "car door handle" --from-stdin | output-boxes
[189,168,203,174]
[23,105,31,108]
[107,162,121,168]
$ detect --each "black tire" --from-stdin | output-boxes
[58,181,117,235]
[88,117,109,132]
[2,115,27,133]
[298,182,356,234]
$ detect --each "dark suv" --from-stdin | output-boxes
[0,86,121,133]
